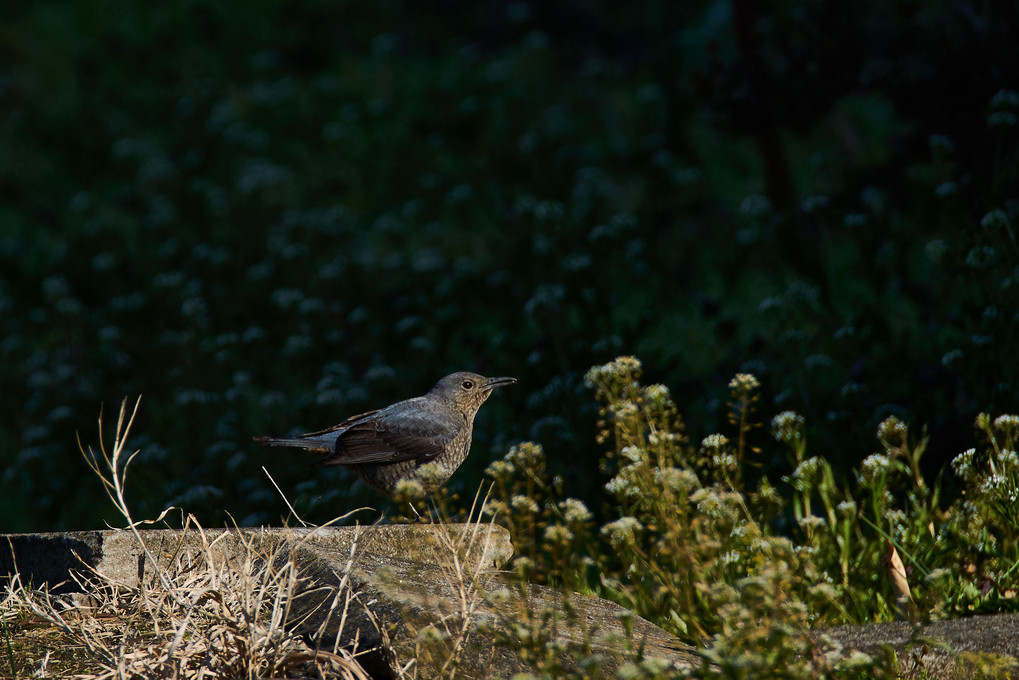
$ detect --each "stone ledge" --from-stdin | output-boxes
[6,527,1014,679]
[0,524,513,591]
[2,525,693,678]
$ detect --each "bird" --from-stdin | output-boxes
[254,371,516,498]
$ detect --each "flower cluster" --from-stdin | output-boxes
[700,433,729,450]
[485,459,515,480]
[392,478,426,502]
[728,373,760,393]
[543,524,574,545]
[952,448,977,482]
[857,454,891,488]
[605,466,642,499]
[642,383,671,404]
[771,411,805,444]
[505,441,545,469]
[655,466,700,495]
[558,497,593,524]
[994,414,1019,441]
[601,516,643,546]
[876,415,908,452]
[510,494,540,515]
[583,355,643,389]
[788,457,823,491]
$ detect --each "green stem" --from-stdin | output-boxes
[1,617,16,680]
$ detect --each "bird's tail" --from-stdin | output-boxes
[252,435,333,454]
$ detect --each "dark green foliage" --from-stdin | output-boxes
[0,1,1016,531]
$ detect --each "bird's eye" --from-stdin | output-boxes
[462,380,474,390]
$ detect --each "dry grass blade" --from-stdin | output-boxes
[887,539,917,623]
[5,398,373,679]
[79,397,186,608]
[389,486,503,679]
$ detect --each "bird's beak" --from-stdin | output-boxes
[483,376,517,391]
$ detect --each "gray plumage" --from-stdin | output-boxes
[254,371,516,497]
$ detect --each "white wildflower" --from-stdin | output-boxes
[877,416,908,448]
[620,445,645,463]
[393,478,425,501]
[729,373,760,391]
[858,454,891,487]
[643,383,671,403]
[771,410,805,444]
[951,448,976,481]
[601,517,643,546]
[994,414,1019,432]
[485,459,515,479]
[655,467,699,494]
[701,433,729,449]
[544,525,573,544]
[510,495,539,514]
[559,498,593,524]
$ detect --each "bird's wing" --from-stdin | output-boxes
[297,410,382,438]
[317,401,458,467]
[253,410,382,454]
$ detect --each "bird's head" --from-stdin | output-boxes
[431,371,516,412]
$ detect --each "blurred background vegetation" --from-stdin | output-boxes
[0,0,1016,532]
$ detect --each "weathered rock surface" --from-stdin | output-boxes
[1,525,693,678]
[0,524,510,590]
[7,525,1015,679]
[819,615,1019,678]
